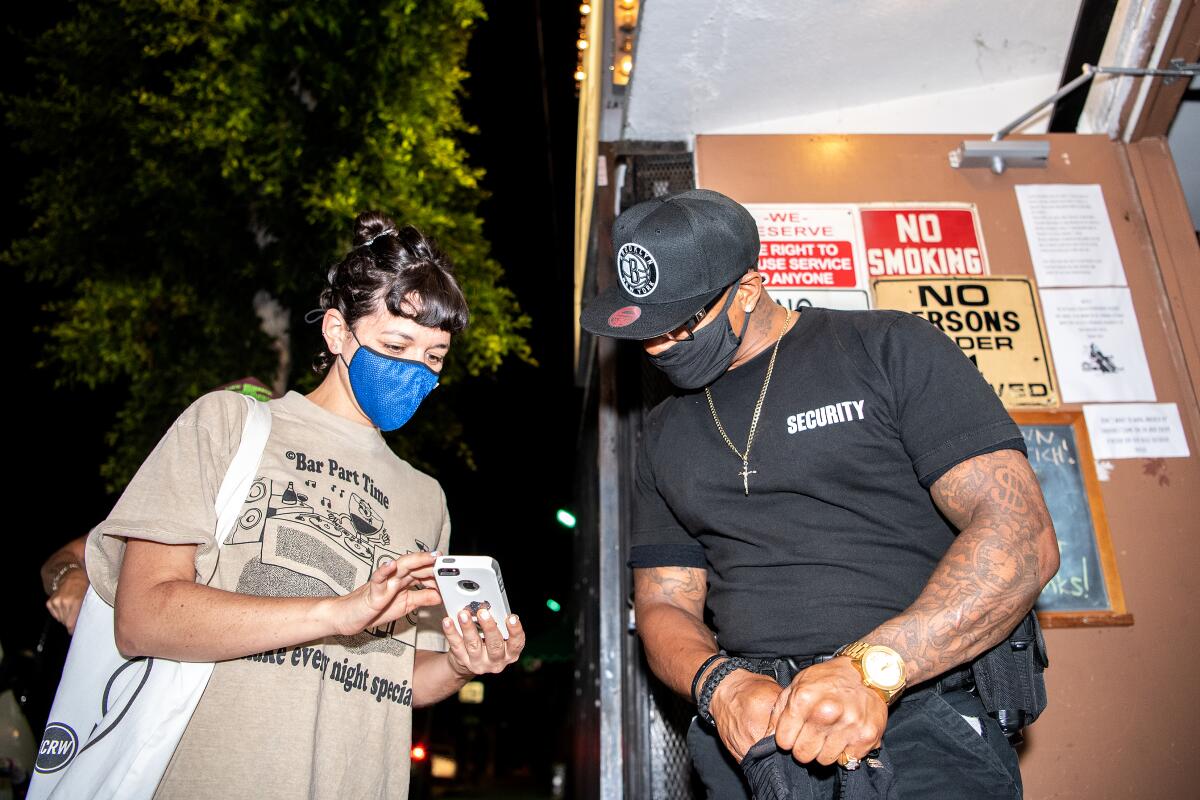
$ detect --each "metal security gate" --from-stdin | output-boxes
[627,152,698,800]
[585,150,699,800]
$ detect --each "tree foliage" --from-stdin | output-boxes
[6,0,531,489]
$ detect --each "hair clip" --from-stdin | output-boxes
[361,228,397,248]
[303,308,325,324]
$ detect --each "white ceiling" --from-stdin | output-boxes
[624,0,1084,140]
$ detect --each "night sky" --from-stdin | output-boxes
[4,1,581,793]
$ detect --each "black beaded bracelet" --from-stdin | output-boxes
[697,657,754,727]
[690,653,728,706]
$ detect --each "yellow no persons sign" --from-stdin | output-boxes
[872,276,1058,407]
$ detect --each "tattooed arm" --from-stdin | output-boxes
[769,448,1058,766]
[865,448,1059,683]
[633,567,713,697]
[635,566,781,760]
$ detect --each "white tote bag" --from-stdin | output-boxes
[29,394,272,800]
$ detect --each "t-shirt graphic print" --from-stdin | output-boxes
[231,451,430,639]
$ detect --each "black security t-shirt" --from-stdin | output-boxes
[631,309,1026,659]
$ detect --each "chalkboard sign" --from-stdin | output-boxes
[1015,411,1132,627]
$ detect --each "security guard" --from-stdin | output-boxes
[581,189,1058,799]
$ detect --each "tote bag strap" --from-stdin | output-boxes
[213,394,272,549]
[107,395,271,796]
[31,394,274,800]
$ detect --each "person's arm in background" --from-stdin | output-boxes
[41,535,89,634]
[634,566,782,761]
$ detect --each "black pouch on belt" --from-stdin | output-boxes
[970,609,1050,744]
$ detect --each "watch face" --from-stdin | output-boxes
[863,649,904,690]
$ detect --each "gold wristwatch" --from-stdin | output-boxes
[837,641,907,705]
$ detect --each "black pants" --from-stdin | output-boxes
[687,667,1022,799]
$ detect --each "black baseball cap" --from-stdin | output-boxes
[579,188,760,340]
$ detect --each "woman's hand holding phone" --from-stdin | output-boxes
[443,606,526,676]
[326,552,443,636]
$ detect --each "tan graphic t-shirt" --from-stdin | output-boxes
[87,390,449,799]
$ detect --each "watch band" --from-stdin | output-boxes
[837,641,906,705]
[697,657,754,727]
[838,641,871,661]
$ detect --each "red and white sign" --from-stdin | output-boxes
[861,205,989,278]
[747,205,867,291]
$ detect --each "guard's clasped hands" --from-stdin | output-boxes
[710,658,887,766]
[769,658,887,766]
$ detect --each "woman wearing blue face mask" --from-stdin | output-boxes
[80,211,524,799]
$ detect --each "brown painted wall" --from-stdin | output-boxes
[695,133,1200,799]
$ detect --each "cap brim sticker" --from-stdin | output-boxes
[608,305,642,328]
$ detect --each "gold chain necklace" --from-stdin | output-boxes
[704,308,792,496]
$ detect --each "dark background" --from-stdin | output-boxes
[3,2,580,796]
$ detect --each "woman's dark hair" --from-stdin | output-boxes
[313,210,469,373]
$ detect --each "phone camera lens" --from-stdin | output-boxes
[459,580,480,592]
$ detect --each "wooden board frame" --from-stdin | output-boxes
[1014,410,1133,628]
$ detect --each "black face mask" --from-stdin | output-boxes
[648,289,750,390]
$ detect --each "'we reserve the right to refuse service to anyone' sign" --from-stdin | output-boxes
[872,276,1058,407]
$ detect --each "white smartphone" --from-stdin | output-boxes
[434,556,512,640]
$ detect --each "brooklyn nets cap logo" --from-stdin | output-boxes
[617,243,658,298]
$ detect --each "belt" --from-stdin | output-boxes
[736,652,975,701]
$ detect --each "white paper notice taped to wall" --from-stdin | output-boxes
[1015,184,1127,288]
[1082,403,1190,460]
[1039,287,1155,402]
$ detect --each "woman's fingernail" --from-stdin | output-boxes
[479,608,492,620]
[460,611,470,622]
[509,615,519,625]
[442,617,453,628]
[379,557,394,567]
[431,551,441,558]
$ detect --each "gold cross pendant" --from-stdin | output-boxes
[738,462,757,496]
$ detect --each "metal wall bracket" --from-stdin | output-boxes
[950,61,1199,174]
[949,140,1051,174]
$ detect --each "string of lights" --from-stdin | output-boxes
[574,3,591,86]
[575,0,639,93]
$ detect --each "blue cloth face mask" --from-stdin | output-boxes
[342,332,439,431]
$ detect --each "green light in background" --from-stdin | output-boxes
[545,598,562,613]
[555,509,577,529]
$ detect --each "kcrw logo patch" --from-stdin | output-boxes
[35,722,78,773]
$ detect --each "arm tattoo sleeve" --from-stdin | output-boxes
[867,449,1058,683]
[633,567,717,699]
